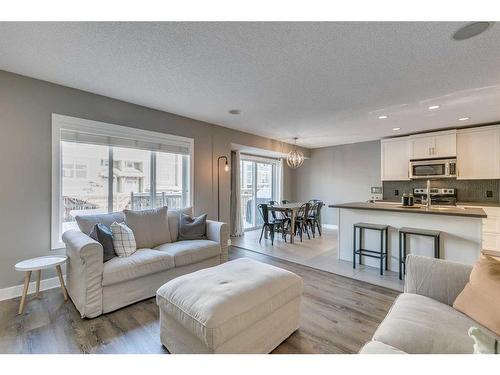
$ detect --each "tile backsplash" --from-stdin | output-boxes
[383,179,500,204]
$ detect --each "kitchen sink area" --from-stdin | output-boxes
[371,201,467,210]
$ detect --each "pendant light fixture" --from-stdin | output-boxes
[286,137,305,169]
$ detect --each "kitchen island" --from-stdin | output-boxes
[330,202,486,271]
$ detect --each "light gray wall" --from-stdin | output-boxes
[292,140,381,225]
[0,70,309,289]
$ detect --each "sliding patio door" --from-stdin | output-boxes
[240,156,280,231]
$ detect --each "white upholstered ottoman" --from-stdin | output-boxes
[156,258,303,354]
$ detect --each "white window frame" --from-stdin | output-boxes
[51,114,194,250]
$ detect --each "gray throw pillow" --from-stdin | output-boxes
[89,223,116,263]
[124,206,171,248]
[178,213,207,241]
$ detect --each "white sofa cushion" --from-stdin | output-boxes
[75,211,125,235]
[154,240,220,267]
[124,207,171,248]
[156,258,303,350]
[102,249,175,286]
[372,293,499,354]
[359,341,406,354]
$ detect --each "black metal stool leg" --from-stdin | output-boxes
[353,226,356,269]
[385,228,388,271]
[379,229,384,275]
[403,233,407,276]
[398,231,402,280]
[359,228,363,265]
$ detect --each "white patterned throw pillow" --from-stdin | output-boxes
[111,222,137,257]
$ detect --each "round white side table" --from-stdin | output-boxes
[14,255,68,314]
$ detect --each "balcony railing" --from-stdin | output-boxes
[63,192,184,222]
[129,192,183,211]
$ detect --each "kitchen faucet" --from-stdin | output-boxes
[426,179,431,208]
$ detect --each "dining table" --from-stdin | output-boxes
[267,202,306,244]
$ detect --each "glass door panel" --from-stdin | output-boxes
[255,163,273,226]
[240,160,255,229]
[240,158,277,231]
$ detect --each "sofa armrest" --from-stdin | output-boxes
[404,255,472,306]
[206,220,229,262]
[62,230,104,318]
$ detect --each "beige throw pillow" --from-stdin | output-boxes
[453,255,500,336]
[124,206,171,249]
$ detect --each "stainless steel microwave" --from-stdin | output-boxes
[409,158,457,179]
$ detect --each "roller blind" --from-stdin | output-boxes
[60,129,191,155]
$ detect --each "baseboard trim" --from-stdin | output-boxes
[0,274,67,302]
[322,224,338,230]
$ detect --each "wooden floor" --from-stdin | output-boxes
[0,247,399,354]
[232,228,403,291]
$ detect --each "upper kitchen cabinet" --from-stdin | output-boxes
[409,130,456,159]
[381,137,410,181]
[457,126,500,180]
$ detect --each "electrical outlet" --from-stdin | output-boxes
[394,189,399,196]
[486,190,493,198]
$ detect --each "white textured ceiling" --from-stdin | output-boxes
[1,22,499,148]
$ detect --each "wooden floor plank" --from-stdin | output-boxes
[0,247,399,354]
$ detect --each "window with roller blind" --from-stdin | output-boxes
[51,114,193,249]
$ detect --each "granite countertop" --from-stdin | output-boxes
[329,201,487,218]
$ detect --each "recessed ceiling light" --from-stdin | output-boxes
[228,109,241,115]
[458,117,470,121]
[392,127,401,131]
[452,22,493,41]
[428,105,440,110]
[378,115,388,120]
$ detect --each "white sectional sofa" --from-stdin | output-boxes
[360,255,500,354]
[62,207,229,318]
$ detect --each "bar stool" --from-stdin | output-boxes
[353,223,389,275]
[399,227,441,280]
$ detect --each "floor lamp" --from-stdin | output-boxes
[217,155,229,221]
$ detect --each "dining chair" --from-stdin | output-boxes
[269,200,288,223]
[280,200,292,219]
[307,201,324,237]
[268,200,278,218]
[257,204,287,245]
[294,203,311,242]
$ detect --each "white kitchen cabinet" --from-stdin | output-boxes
[409,130,456,159]
[457,126,500,180]
[410,136,434,159]
[458,205,500,257]
[381,137,410,181]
